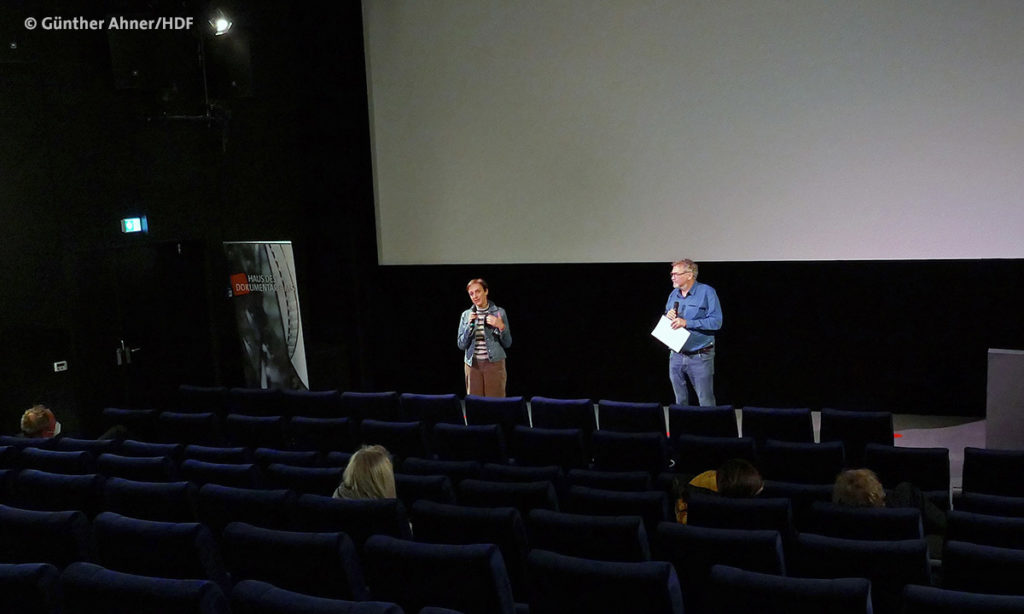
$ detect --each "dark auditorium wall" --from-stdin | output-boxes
[1,1,1021,435]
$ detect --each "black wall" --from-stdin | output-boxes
[1,1,1020,436]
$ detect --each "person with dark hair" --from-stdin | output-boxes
[665,259,723,406]
[673,458,763,523]
[457,278,512,397]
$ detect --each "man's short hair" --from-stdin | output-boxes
[466,278,489,291]
[21,404,57,438]
[671,259,698,278]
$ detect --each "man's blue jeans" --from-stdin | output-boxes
[669,347,716,406]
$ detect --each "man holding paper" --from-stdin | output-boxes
[665,259,723,406]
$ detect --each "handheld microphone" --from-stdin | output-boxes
[673,301,679,315]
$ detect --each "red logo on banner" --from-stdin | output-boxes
[230,273,249,296]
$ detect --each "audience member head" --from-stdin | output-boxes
[334,444,396,500]
[20,404,60,438]
[832,468,886,507]
[717,458,763,497]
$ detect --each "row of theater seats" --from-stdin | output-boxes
[5,432,1024,519]
[3,489,1024,614]
[0,560,459,613]
[173,385,901,462]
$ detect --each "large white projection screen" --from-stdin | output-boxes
[363,0,1024,264]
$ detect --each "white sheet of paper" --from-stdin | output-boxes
[651,315,691,352]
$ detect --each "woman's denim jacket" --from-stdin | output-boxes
[458,303,512,366]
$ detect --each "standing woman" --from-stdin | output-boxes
[457,278,512,397]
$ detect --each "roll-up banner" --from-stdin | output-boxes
[224,241,308,389]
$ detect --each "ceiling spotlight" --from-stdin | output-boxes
[209,10,232,36]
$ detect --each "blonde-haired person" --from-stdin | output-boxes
[333,445,396,500]
[20,404,61,438]
[832,468,946,537]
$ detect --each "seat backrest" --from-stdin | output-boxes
[97,453,178,482]
[685,493,794,540]
[0,562,60,614]
[510,426,588,469]
[962,447,1024,497]
[221,521,368,601]
[590,431,670,475]
[818,408,893,466]
[563,486,670,539]
[362,535,517,614]
[178,459,263,489]
[182,445,251,464]
[230,579,402,614]
[465,395,529,441]
[60,561,230,614]
[288,417,356,454]
[252,448,319,468]
[653,523,784,613]
[757,440,845,485]
[394,473,457,509]
[226,388,284,417]
[954,492,1024,518]
[411,500,530,602]
[398,393,464,426]
[597,400,665,434]
[667,405,738,438]
[17,448,97,475]
[281,389,342,420]
[792,533,930,614]
[339,392,400,422]
[943,540,1024,596]
[457,479,559,515]
[265,464,343,496]
[178,385,229,414]
[673,434,756,475]
[223,414,287,449]
[100,409,160,443]
[740,407,813,443]
[101,478,198,523]
[358,420,428,462]
[709,564,871,614]
[808,501,923,540]
[13,470,106,518]
[54,438,121,456]
[432,423,508,463]
[92,512,230,590]
[863,443,950,493]
[197,484,295,534]
[529,397,596,433]
[526,549,683,614]
[291,494,413,548]
[946,510,1024,550]
[566,469,651,492]
[481,463,563,487]
[0,504,94,569]
[157,412,225,447]
[527,509,650,562]
[117,439,183,461]
[901,583,1024,614]
[399,457,482,484]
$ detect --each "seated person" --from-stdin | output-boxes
[332,444,396,500]
[20,404,61,438]
[833,468,946,537]
[674,458,764,523]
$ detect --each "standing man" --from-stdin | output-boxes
[458,278,512,397]
[666,259,723,406]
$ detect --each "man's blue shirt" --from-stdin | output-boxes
[665,281,723,352]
